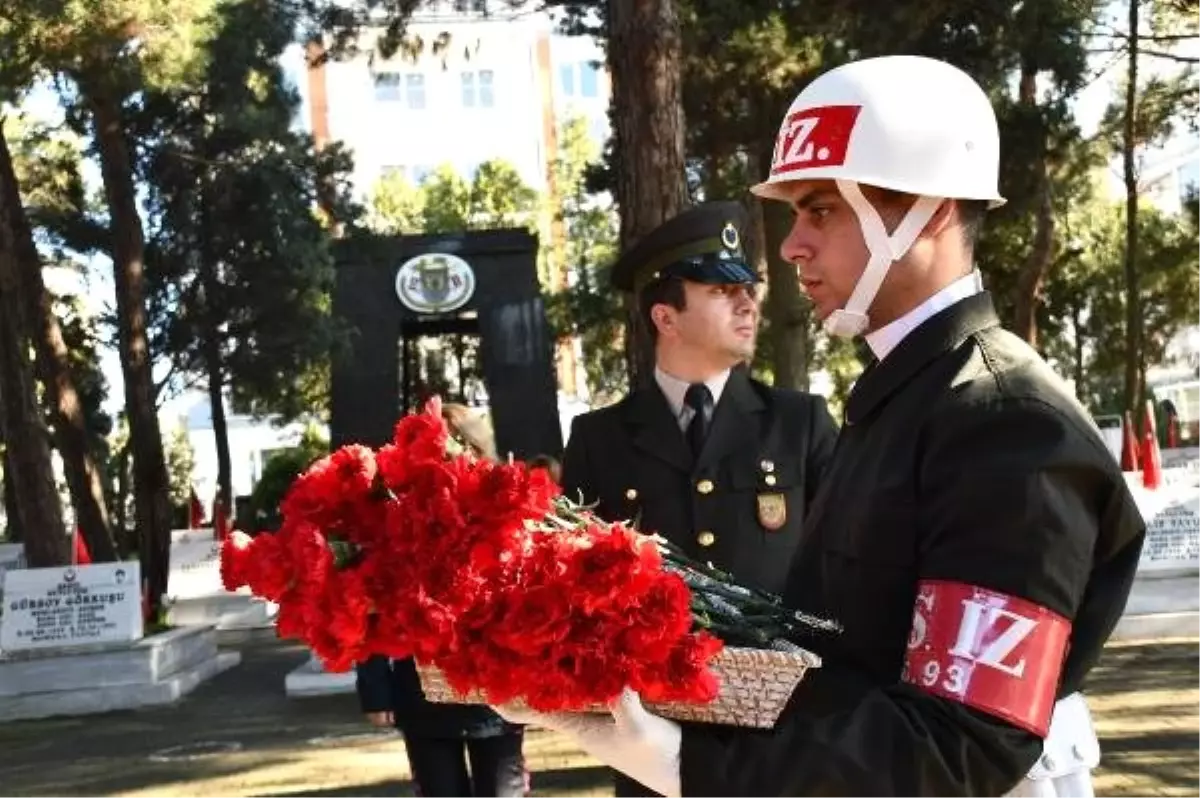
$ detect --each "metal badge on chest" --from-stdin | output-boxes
[757,458,787,531]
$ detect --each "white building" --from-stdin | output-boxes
[164,396,323,512]
[291,3,611,203]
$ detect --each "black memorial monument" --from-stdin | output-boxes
[330,229,563,460]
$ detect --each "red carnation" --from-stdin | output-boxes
[219,530,254,591]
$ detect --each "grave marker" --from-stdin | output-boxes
[0,562,143,653]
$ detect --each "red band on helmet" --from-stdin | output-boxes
[770,105,861,177]
[901,580,1070,737]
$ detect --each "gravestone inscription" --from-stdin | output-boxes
[0,562,143,653]
[1141,497,1200,567]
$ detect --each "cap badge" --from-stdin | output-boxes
[721,222,740,251]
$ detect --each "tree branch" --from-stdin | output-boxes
[1087,46,1199,62]
[1141,49,1200,62]
[1090,28,1200,43]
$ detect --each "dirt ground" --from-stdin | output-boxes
[0,636,1194,797]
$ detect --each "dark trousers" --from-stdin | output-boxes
[613,769,661,797]
[404,731,527,797]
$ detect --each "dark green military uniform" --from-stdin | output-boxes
[562,367,837,595]
[561,202,839,796]
[678,292,1147,796]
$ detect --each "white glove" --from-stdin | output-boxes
[494,689,683,797]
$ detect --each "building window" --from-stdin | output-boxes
[461,72,475,107]
[412,164,434,184]
[559,64,575,96]
[379,164,434,185]
[589,117,608,143]
[478,70,494,107]
[579,61,599,98]
[375,72,426,108]
[405,74,426,109]
[374,72,402,102]
[461,70,495,108]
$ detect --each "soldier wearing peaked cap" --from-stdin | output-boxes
[609,203,767,292]
[559,199,839,797]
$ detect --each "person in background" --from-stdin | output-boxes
[357,656,526,796]
[358,401,527,797]
[526,454,562,484]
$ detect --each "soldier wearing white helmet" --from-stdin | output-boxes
[753,54,1003,340]
[493,56,1145,797]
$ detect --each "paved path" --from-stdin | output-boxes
[0,637,1194,796]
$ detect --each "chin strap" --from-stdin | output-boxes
[823,179,944,338]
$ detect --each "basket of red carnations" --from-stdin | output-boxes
[220,399,837,729]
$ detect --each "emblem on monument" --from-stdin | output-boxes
[395,253,477,314]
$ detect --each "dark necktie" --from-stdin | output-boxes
[684,383,712,459]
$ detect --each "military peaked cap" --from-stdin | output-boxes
[609,200,761,292]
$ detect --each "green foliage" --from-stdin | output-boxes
[246,425,329,532]
[0,0,219,103]
[542,115,625,403]
[418,165,473,232]
[55,295,113,451]
[4,113,109,257]
[106,418,196,532]
[3,114,86,220]
[164,425,195,509]
[1099,69,1199,153]
[366,169,423,234]
[364,158,540,235]
[139,0,358,422]
[1039,193,1199,414]
[2,118,112,449]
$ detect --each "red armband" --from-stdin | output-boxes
[901,580,1070,737]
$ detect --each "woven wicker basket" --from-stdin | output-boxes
[415,646,821,730]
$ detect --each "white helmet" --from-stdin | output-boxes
[751,55,1005,338]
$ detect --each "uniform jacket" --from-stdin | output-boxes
[561,365,838,597]
[355,655,521,740]
[679,293,1146,796]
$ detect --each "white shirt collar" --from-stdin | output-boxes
[865,271,984,362]
[654,366,731,423]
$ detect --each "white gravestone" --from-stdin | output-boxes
[1127,470,1200,573]
[165,529,277,633]
[1160,447,1200,470]
[167,533,223,601]
[1113,467,1200,640]
[0,561,143,653]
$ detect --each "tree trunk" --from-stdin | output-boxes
[204,333,232,514]
[2,450,21,542]
[757,151,811,391]
[608,0,689,389]
[1012,171,1055,346]
[113,441,133,552]
[0,126,117,562]
[0,152,69,568]
[1071,300,1085,399]
[1011,66,1055,347]
[198,179,232,515]
[84,84,173,616]
[1122,0,1143,416]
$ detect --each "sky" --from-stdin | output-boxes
[10,12,1198,421]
